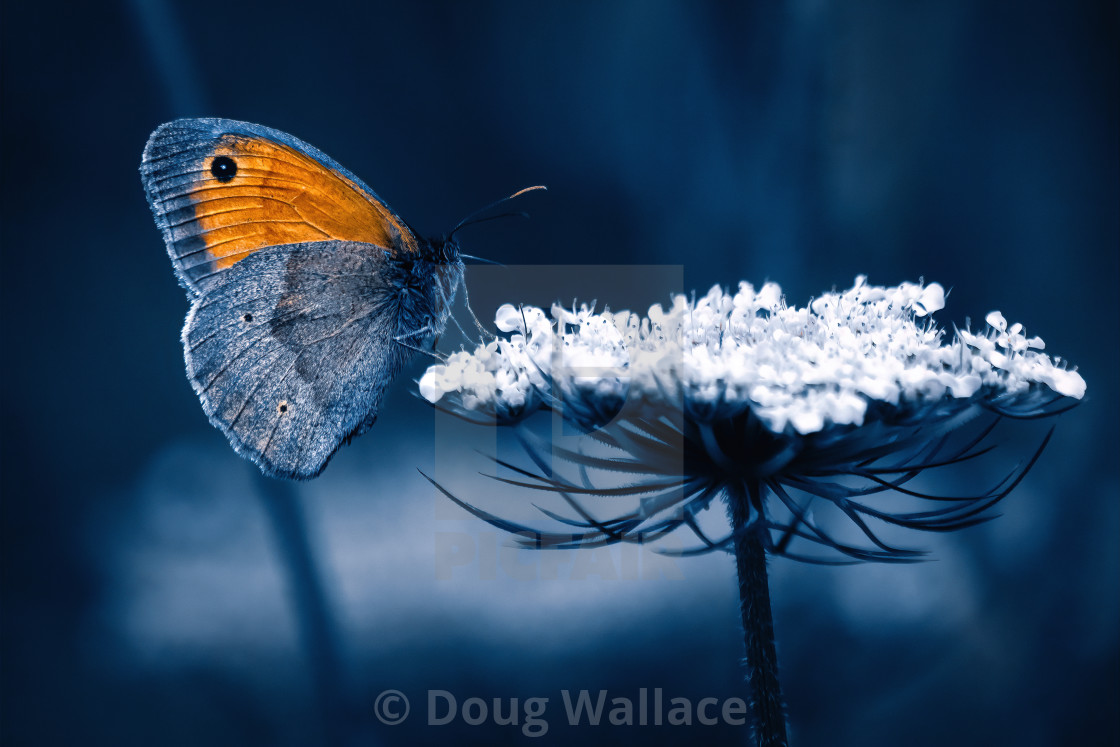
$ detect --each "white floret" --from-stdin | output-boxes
[420,277,1086,433]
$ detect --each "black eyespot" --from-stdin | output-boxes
[278,402,288,414]
[211,156,237,182]
[242,313,253,323]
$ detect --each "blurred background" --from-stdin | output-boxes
[1,1,1116,745]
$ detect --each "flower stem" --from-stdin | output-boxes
[727,482,788,747]
[255,474,348,745]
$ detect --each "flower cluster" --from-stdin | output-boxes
[419,277,1084,563]
[418,275,1086,746]
[420,277,1084,431]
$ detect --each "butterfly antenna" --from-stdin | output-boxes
[448,185,547,239]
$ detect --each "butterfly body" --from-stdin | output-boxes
[142,118,463,479]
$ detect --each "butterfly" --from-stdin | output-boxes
[140,118,530,479]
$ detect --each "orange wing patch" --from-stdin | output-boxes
[144,124,418,291]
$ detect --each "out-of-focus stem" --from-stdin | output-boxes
[256,474,348,746]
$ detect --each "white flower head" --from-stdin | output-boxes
[421,277,1084,564]
[417,275,1087,741]
[422,278,1084,432]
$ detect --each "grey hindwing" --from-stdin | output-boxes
[183,240,434,479]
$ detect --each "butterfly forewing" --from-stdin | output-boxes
[141,118,419,294]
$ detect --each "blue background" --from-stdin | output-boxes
[1,1,1117,745]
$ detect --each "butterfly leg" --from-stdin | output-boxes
[393,322,445,360]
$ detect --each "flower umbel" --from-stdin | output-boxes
[421,277,1084,563]
[420,276,1084,747]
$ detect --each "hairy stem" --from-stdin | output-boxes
[727,482,788,746]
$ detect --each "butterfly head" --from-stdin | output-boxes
[421,234,462,265]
